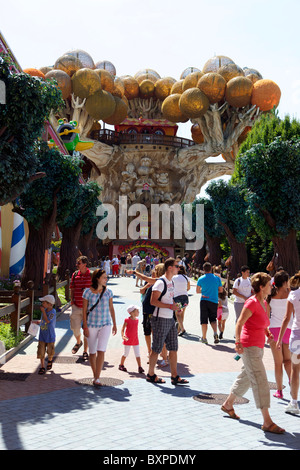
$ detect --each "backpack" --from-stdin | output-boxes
[142,277,168,317]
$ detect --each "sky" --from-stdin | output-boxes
[2,0,300,195]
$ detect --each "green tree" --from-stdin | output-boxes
[57,180,102,277]
[0,55,64,205]
[205,179,250,277]
[13,142,82,288]
[238,137,300,274]
[233,112,300,182]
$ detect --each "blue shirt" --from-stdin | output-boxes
[197,273,222,304]
[39,308,56,343]
[83,288,113,328]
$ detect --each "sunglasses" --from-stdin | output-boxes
[174,265,180,268]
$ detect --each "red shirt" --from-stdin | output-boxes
[240,296,270,348]
[123,317,139,346]
[70,269,92,308]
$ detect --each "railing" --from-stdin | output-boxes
[0,282,34,333]
[0,271,71,334]
[90,129,196,149]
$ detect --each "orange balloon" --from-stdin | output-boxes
[24,68,45,79]
[251,79,281,112]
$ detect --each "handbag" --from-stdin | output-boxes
[87,287,106,317]
[28,322,40,337]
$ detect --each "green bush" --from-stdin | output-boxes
[0,322,24,350]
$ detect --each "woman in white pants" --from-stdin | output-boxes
[82,269,117,387]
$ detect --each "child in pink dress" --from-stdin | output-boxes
[119,305,144,373]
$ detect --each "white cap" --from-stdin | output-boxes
[127,304,139,314]
[39,294,55,305]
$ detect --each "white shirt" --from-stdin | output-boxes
[152,275,174,319]
[173,274,189,297]
[132,255,140,268]
[233,277,252,303]
[288,288,300,330]
[269,298,293,329]
[112,257,119,265]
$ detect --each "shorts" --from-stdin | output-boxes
[123,345,140,358]
[143,312,152,336]
[270,327,291,344]
[37,341,55,359]
[173,295,189,308]
[70,304,83,337]
[217,307,229,321]
[289,329,300,354]
[200,300,218,325]
[150,316,178,353]
[87,325,111,354]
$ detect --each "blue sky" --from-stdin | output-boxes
[2,0,299,195]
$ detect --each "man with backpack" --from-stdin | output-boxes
[232,265,252,322]
[146,258,189,386]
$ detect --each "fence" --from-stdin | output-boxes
[0,271,71,334]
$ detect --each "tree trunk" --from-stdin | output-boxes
[193,245,206,268]
[22,220,53,290]
[217,221,248,278]
[78,227,94,259]
[205,233,223,267]
[58,221,82,279]
[272,230,300,275]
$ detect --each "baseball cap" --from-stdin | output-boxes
[127,304,139,314]
[39,294,55,305]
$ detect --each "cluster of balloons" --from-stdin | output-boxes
[24,51,281,132]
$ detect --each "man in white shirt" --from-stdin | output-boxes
[146,258,189,385]
[232,265,252,322]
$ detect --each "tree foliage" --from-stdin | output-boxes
[205,179,250,244]
[17,142,82,228]
[0,54,64,205]
[238,138,300,241]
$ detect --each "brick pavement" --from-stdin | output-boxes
[0,276,299,451]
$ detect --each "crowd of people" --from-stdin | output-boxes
[34,253,300,435]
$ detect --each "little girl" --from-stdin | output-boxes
[217,288,229,340]
[119,305,144,373]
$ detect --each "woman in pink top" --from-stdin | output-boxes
[222,272,285,435]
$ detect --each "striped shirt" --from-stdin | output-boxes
[83,288,113,328]
[70,269,92,308]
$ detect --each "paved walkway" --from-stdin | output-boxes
[0,276,299,451]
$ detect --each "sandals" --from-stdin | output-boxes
[171,375,189,386]
[221,405,240,420]
[72,341,83,354]
[47,360,53,370]
[38,367,46,375]
[118,364,127,372]
[82,352,89,361]
[261,423,285,434]
[93,378,102,388]
[146,373,165,384]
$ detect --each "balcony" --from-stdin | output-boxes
[90,129,195,149]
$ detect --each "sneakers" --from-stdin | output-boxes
[285,401,300,415]
[273,390,283,399]
[200,337,208,344]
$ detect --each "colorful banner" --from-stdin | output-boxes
[118,240,169,257]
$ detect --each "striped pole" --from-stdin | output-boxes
[9,212,26,276]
